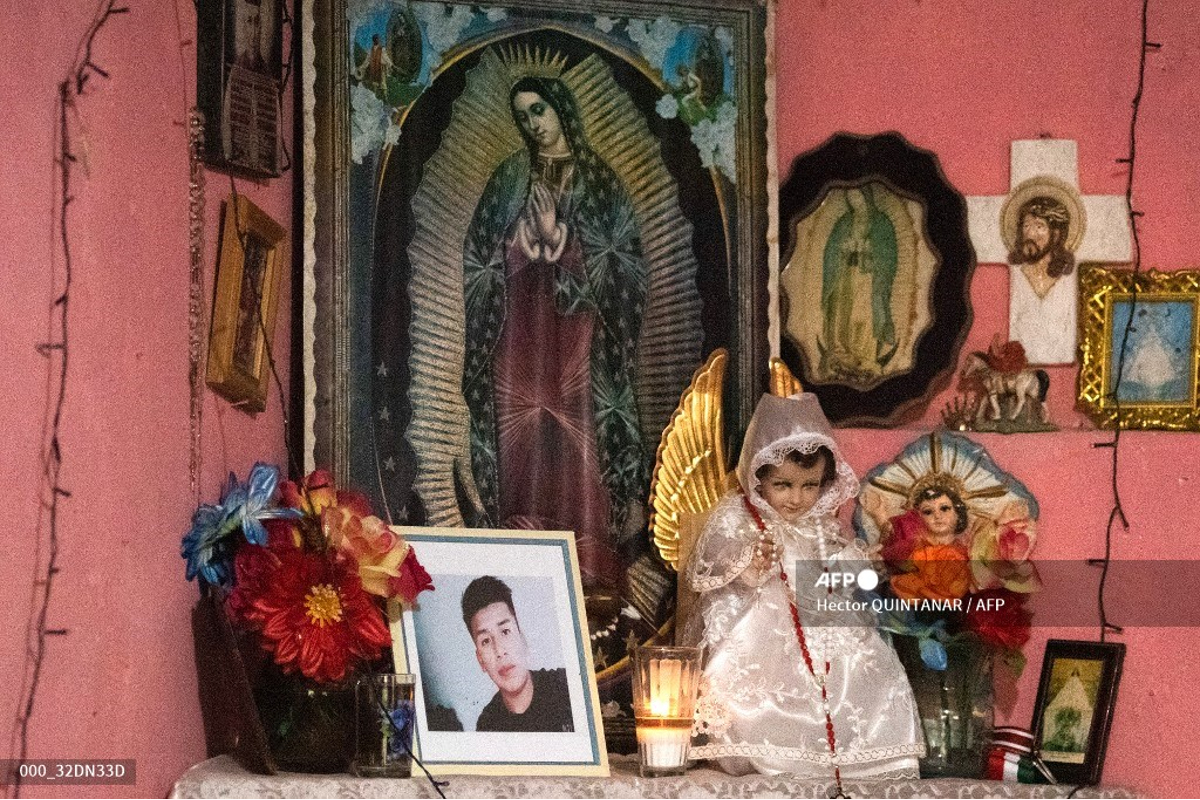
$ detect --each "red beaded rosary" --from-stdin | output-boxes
[743,495,846,798]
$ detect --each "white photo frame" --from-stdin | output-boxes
[390,528,608,776]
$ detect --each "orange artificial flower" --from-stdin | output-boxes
[891,541,971,601]
[325,508,409,600]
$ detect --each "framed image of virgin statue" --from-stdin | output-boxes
[302,0,772,730]
[778,132,975,426]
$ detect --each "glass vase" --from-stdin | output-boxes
[256,673,355,773]
[896,637,994,778]
[352,673,416,778]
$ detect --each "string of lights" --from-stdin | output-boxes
[171,0,209,506]
[8,3,127,798]
[188,112,208,503]
[1089,0,1159,646]
[277,0,296,174]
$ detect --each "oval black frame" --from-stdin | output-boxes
[778,131,976,426]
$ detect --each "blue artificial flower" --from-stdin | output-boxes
[878,606,953,671]
[181,463,300,588]
[239,462,302,546]
[919,636,949,671]
[181,498,240,587]
[386,701,416,760]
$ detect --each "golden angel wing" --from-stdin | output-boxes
[648,349,731,572]
[769,356,803,397]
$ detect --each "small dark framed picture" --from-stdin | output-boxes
[205,195,286,413]
[1031,639,1125,785]
[196,0,283,177]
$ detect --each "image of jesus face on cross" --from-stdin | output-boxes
[1009,196,1076,299]
[966,140,1132,366]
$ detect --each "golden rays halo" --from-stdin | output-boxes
[853,432,1040,546]
[495,43,568,81]
[404,44,704,525]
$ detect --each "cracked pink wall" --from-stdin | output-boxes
[1,2,292,796]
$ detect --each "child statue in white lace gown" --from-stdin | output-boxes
[683,393,924,778]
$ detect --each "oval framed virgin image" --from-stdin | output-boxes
[779,132,976,426]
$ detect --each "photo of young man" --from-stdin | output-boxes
[460,575,574,733]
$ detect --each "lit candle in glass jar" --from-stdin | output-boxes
[633,646,701,777]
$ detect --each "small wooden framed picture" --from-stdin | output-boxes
[1078,265,1200,430]
[389,529,608,776]
[196,0,283,177]
[206,195,286,413]
[1031,639,1125,785]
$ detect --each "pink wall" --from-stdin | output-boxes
[1,2,292,797]
[2,0,1197,798]
[779,0,1200,796]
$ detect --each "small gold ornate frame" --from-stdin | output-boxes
[206,194,286,413]
[1078,264,1200,430]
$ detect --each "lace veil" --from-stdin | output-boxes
[737,393,859,521]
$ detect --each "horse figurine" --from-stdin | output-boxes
[961,350,1050,424]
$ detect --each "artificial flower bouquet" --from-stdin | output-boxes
[876,499,1040,676]
[182,464,432,683]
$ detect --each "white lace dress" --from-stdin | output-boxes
[682,393,924,778]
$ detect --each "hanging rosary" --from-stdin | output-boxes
[743,495,847,798]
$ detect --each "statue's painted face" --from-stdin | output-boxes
[1019,212,1052,262]
[757,458,825,523]
[512,91,568,156]
[917,493,958,540]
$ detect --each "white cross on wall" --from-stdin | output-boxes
[966,140,1132,364]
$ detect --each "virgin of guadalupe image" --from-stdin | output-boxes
[782,179,930,393]
[820,185,898,378]
[1042,666,1095,761]
[404,46,704,615]
[1118,304,1189,402]
[462,74,647,591]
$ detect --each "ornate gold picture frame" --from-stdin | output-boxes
[1078,264,1200,430]
[206,195,286,413]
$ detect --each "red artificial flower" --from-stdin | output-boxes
[965,588,1032,651]
[279,469,373,519]
[224,523,296,622]
[882,509,925,566]
[234,546,392,683]
[389,547,434,605]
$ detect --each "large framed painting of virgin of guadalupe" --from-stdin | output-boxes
[302,0,772,734]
